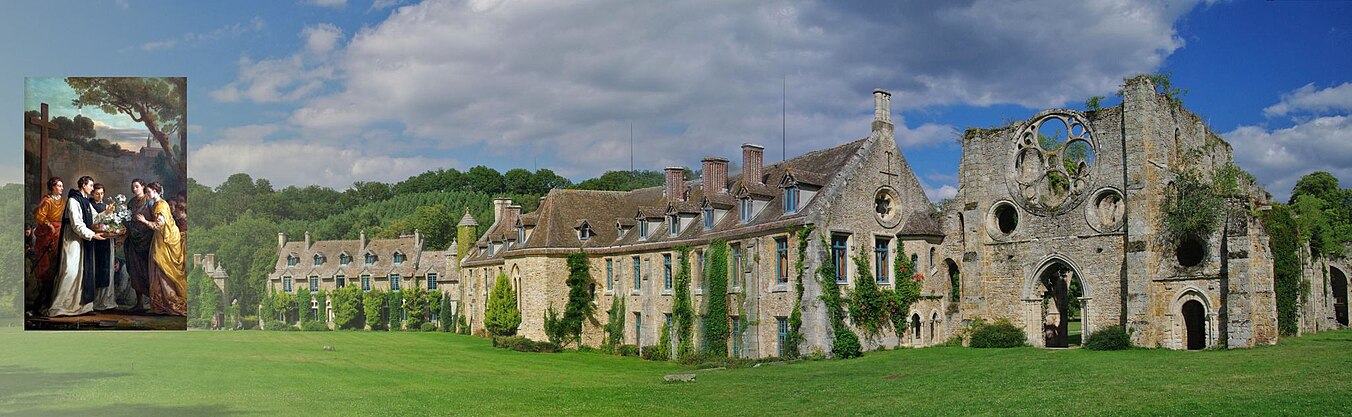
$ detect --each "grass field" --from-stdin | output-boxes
[2,326,1350,416]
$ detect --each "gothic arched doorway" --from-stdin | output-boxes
[1182,300,1207,350]
[1333,267,1348,327]
[1029,258,1087,348]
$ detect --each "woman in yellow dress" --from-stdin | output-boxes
[134,181,186,316]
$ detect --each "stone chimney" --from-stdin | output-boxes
[702,157,728,193]
[665,167,685,201]
[304,231,311,250]
[504,205,522,232]
[492,198,512,227]
[873,89,893,133]
[205,254,215,270]
[742,144,764,185]
[278,232,286,249]
[360,230,367,250]
[194,254,202,266]
[414,229,422,249]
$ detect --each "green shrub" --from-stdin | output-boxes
[484,273,521,336]
[1083,326,1131,350]
[640,345,664,360]
[969,319,1026,348]
[301,320,330,331]
[265,320,296,331]
[240,315,259,330]
[420,322,437,332]
[616,344,640,357]
[832,329,862,358]
[188,318,212,329]
[363,289,387,330]
[491,336,561,353]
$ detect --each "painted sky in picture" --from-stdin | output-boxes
[2,0,1349,201]
[25,78,155,152]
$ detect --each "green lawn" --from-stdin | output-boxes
[2,326,1350,416]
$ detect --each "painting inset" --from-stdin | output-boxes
[24,77,188,330]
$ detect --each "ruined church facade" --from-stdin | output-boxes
[938,76,1280,349]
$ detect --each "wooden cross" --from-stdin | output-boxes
[28,103,58,186]
[879,150,899,185]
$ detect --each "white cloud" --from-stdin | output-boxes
[302,23,344,54]
[925,184,958,202]
[1227,115,1352,202]
[214,0,1204,181]
[218,124,281,142]
[370,0,405,10]
[190,138,456,189]
[140,17,264,51]
[305,0,347,8]
[1263,82,1352,117]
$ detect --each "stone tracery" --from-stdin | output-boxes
[1007,112,1097,215]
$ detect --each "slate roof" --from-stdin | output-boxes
[270,233,450,280]
[463,138,870,264]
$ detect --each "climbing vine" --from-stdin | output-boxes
[702,239,729,358]
[892,246,921,333]
[785,225,813,358]
[602,296,626,352]
[673,246,695,360]
[848,247,890,339]
[816,235,861,359]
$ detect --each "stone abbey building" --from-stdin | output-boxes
[270,76,1350,355]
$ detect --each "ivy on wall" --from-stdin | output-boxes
[702,240,729,358]
[816,235,861,359]
[673,247,696,360]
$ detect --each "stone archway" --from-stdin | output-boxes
[929,311,940,343]
[1182,300,1206,350]
[910,313,922,346]
[1170,289,1216,350]
[1332,267,1348,327]
[1022,256,1091,348]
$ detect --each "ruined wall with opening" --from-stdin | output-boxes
[942,76,1279,349]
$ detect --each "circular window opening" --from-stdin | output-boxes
[874,187,902,227]
[1176,236,1206,267]
[994,203,1018,234]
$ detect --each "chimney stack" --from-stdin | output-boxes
[665,167,685,201]
[492,198,512,227]
[873,89,891,123]
[194,254,202,267]
[360,230,367,250]
[702,157,728,193]
[742,144,764,185]
[278,232,286,249]
[304,231,311,250]
[873,89,893,133]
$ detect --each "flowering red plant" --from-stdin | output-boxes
[912,273,925,282]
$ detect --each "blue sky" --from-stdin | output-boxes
[3,0,1349,202]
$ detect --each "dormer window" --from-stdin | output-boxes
[579,224,593,241]
[287,255,298,267]
[669,214,680,237]
[639,220,649,239]
[393,252,406,265]
[517,227,526,244]
[365,253,376,265]
[784,186,799,213]
[313,254,324,266]
[703,206,714,230]
[339,254,350,265]
[739,198,752,223]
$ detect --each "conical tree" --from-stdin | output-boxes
[484,272,521,336]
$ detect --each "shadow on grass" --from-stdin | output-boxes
[0,365,242,416]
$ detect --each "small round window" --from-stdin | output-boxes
[874,186,902,227]
[987,201,1019,239]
